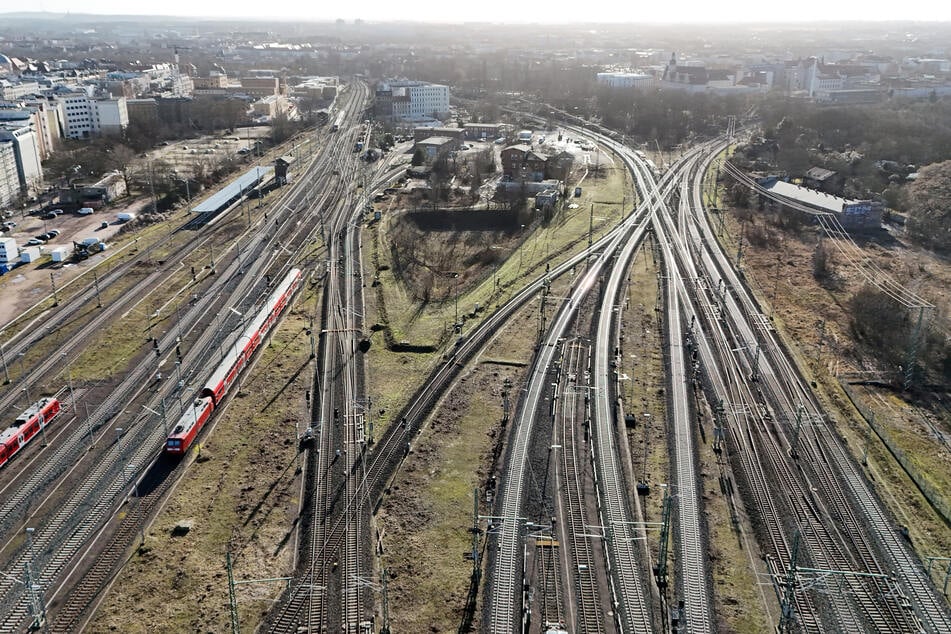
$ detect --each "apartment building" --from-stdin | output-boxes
[375,80,450,122]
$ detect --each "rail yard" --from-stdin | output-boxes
[0,74,949,634]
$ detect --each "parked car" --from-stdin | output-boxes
[42,212,57,219]
[1,221,15,229]
[35,233,52,241]
[26,238,43,246]
[78,207,95,215]
[48,229,60,237]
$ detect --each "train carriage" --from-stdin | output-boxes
[165,268,302,455]
[165,396,214,454]
[0,397,62,468]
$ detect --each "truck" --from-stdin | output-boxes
[116,212,135,222]
[72,240,106,260]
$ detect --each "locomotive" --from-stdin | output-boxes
[165,268,302,455]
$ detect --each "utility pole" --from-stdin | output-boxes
[749,344,760,382]
[471,488,481,586]
[50,272,59,306]
[656,485,672,591]
[0,340,9,384]
[903,306,926,392]
[588,203,594,253]
[380,568,391,634]
[790,404,805,459]
[227,551,240,634]
[93,270,103,308]
[538,279,549,337]
[712,401,725,453]
[778,532,801,633]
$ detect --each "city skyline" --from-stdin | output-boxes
[2,1,951,24]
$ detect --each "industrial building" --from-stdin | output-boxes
[759,177,882,231]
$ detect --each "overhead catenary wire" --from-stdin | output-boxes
[722,161,932,310]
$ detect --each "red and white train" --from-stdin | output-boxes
[0,397,62,468]
[165,268,302,455]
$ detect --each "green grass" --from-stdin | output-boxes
[87,293,313,634]
[383,393,499,632]
[381,293,539,632]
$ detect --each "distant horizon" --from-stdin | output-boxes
[1,5,951,26]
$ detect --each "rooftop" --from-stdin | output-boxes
[761,179,856,214]
[805,166,837,181]
[417,136,455,147]
[191,166,273,214]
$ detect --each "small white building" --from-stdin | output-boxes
[0,236,18,263]
[20,246,40,263]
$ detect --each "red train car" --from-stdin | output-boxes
[165,268,302,455]
[0,397,62,468]
[164,396,214,455]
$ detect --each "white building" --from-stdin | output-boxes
[0,125,42,193]
[20,97,61,158]
[0,142,18,208]
[0,79,40,101]
[0,237,18,264]
[94,97,129,135]
[55,92,128,138]
[596,72,655,90]
[57,92,95,138]
[376,80,450,122]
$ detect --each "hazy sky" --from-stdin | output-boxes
[3,0,951,24]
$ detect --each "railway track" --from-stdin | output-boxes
[486,146,663,631]
[555,338,602,633]
[267,124,692,634]
[0,84,371,632]
[265,84,372,634]
[671,141,949,631]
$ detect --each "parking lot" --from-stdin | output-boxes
[148,126,272,175]
[0,199,150,325]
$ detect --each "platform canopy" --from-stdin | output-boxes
[191,166,274,213]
